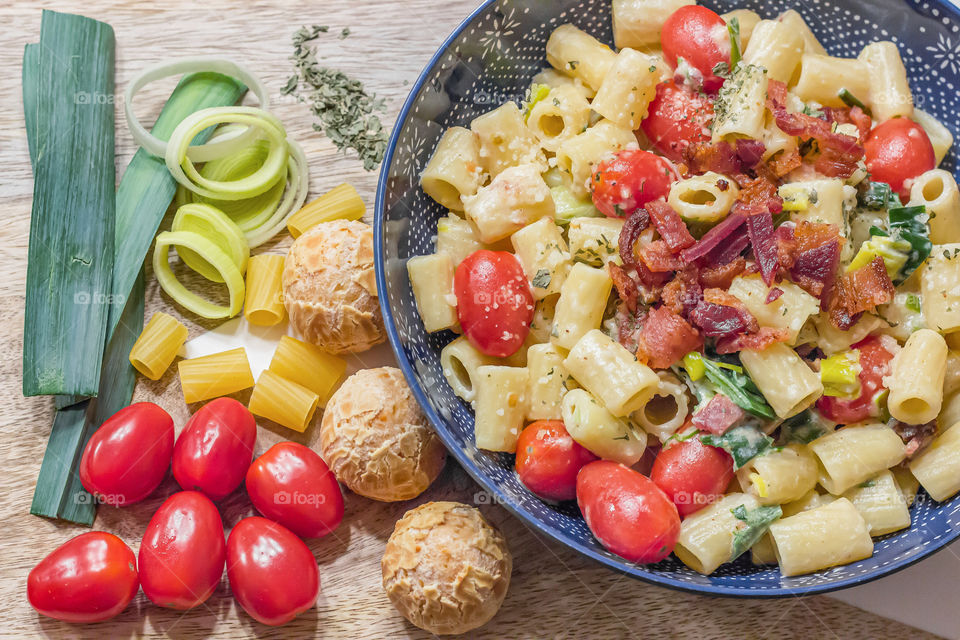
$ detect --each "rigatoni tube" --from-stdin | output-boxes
[473,365,528,453]
[910,421,960,501]
[248,370,320,432]
[268,335,346,408]
[887,329,947,425]
[736,445,818,506]
[561,388,646,465]
[551,263,613,350]
[808,424,906,495]
[768,498,874,576]
[419,127,483,210]
[674,494,760,575]
[244,254,286,326]
[286,183,365,238]
[563,330,660,417]
[129,312,188,380]
[178,347,254,404]
[740,342,823,419]
[407,253,458,333]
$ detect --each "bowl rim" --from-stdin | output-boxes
[374,0,960,597]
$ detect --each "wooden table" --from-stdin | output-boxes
[0,1,944,637]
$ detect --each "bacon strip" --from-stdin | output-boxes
[746,209,778,285]
[691,393,745,436]
[640,240,685,272]
[647,200,695,252]
[702,223,750,268]
[715,327,791,354]
[828,256,896,329]
[736,172,783,214]
[660,266,703,317]
[783,222,843,301]
[609,263,640,314]
[683,140,741,176]
[769,148,802,178]
[681,213,746,263]
[636,306,703,370]
[618,207,651,266]
[700,257,747,289]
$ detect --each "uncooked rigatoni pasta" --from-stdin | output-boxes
[243,254,286,326]
[129,312,188,380]
[178,347,254,404]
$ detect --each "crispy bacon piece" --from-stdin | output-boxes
[618,207,651,265]
[823,105,872,142]
[681,213,746,263]
[892,421,937,458]
[702,223,750,268]
[736,172,783,214]
[640,240,684,272]
[776,223,797,270]
[828,256,896,329]
[688,288,760,339]
[647,199,695,252]
[636,306,703,369]
[683,140,741,176]
[635,260,672,292]
[691,393,745,436]
[769,148,802,178]
[614,302,645,353]
[609,263,640,314]
[783,221,843,301]
[746,210,778,285]
[660,266,703,317]
[699,257,747,289]
[765,287,784,304]
[715,327,791,354]
[735,139,766,169]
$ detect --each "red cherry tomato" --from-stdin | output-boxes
[640,82,715,162]
[245,442,344,539]
[817,336,896,425]
[590,149,676,218]
[172,398,257,501]
[651,436,734,517]
[79,402,174,506]
[139,491,226,610]
[576,460,681,563]
[454,250,534,358]
[515,420,598,501]
[27,532,138,623]
[661,5,731,92]
[227,517,320,626]
[864,118,936,199]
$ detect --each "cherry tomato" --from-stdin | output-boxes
[651,436,734,517]
[454,250,534,358]
[172,398,257,501]
[817,336,896,425]
[515,420,598,501]
[661,5,731,93]
[139,491,226,610]
[590,149,676,218]
[576,460,681,563]
[864,118,936,199]
[27,532,138,623]
[79,402,174,506]
[640,82,715,162]
[246,442,344,538]
[227,517,320,626]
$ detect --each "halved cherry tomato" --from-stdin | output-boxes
[591,149,676,218]
[139,491,226,610]
[246,442,344,538]
[864,118,936,199]
[651,436,734,517]
[515,420,598,501]
[79,402,174,506]
[454,250,534,358]
[173,398,257,501]
[576,460,681,563]
[27,532,138,623]
[640,81,715,162]
[227,517,320,626]
[817,336,895,425]
[661,5,731,93]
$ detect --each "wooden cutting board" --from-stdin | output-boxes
[0,0,944,637]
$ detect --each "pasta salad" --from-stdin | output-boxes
[408,1,960,578]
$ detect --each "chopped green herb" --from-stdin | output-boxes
[730,504,782,561]
[905,294,922,313]
[700,357,775,419]
[701,425,777,469]
[727,18,742,68]
[778,410,831,445]
[532,269,552,289]
[839,88,873,117]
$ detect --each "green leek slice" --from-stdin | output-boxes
[153,231,246,318]
[172,203,249,282]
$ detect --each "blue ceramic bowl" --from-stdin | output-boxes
[374,0,960,596]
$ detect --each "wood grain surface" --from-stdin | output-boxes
[0,1,945,638]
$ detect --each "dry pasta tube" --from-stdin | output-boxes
[887,329,947,425]
[178,347,254,404]
[287,183,365,238]
[129,312,188,380]
[768,498,873,576]
[244,254,286,326]
[248,369,320,432]
[269,335,347,407]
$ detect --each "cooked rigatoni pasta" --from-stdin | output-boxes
[712,64,769,142]
[751,490,833,565]
[675,494,761,575]
[940,391,960,434]
[563,329,660,417]
[778,9,827,56]
[842,470,911,536]
[178,347,254,404]
[887,329,948,425]
[470,103,545,177]
[945,350,960,395]
[736,445,818,506]
[612,0,694,49]
[269,336,346,407]
[667,172,740,224]
[912,108,954,165]
[561,388,646,465]
[768,498,873,576]
[552,263,613,350]
[529,296,558,344]
[909,420,960,501]
[532,67,595,99]
[463,163,554,243]
[910,170,960,244]
[809,424,907,494]
[526,343,577,421]
[436,214,484,266]
[567,217,622,265]
[129,312,188,381]
[440,336,496,403]
[527,84,591,152]
[546,24,617,91]
[921,244,960,334]
[287,183,364,238]
[243,254,286,326]
[632,372,689,442]
[794,54,870,107]
[859,42,913,121]
[590,48,660,130]
[741,343,823,418]
[510,217,572,300]
[780,179,846,229]
[419,127,484,211]
[473,365,528,452]
[728,275,820,344]
[248,370,320,432]
[556,120,638,197]
[407,253,458,333]
[891,466,921,508]
[760,112,798,161]
[811,313,884,356]
[741,20,804,84]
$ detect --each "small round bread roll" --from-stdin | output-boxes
[282,219,385,354]
[382,501,512,635]
[320,367,445,501]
